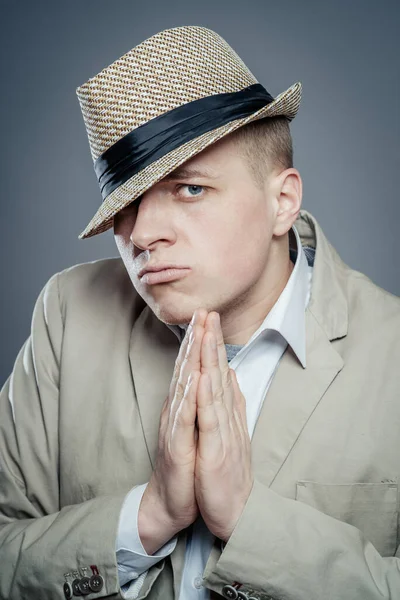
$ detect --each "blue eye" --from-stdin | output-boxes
[176,184,206,200]
[186,185,203,195]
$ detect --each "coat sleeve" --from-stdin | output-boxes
[0,273,165,600]
[202,478,400,599]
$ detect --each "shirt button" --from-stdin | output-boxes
[193,576,203,589]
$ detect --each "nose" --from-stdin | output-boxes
[129,190,176,251]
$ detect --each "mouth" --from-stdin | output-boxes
[140,268,191,285]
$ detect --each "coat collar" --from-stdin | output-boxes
[295,209,348,341]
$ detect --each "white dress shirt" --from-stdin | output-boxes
[116,225,314,599]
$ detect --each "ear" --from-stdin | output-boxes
[271,168,302,237]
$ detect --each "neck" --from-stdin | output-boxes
[220,234,294,345]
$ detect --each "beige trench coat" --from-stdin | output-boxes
[1,209,400,600]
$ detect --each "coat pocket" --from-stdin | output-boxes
[296,481,398,557]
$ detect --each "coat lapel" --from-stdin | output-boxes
[129,305,180,470]
[250,209,349,487]
[251,307,344,487]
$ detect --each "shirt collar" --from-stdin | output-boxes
[256,224,310,368]
[165,224,310,368]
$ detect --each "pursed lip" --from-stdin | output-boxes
[138,264,190,279]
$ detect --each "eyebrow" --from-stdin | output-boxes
[162,165,219,181]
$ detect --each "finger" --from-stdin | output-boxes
[201,331,225,409]
[158,393,171,439]
[200,330,232,444]
[196,372,223,460]
[170,370,201,461]
[170,322,205,423]
[168,309,208,427]
[205,312,234,410]
[226,370,251,460]
[230,368,249,434]
[168,312,195,401]
[170,308,208,394]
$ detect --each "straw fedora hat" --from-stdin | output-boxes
[76,25,302,239]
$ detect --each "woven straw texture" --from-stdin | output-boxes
[76,26,302,239]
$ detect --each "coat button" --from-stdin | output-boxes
[222,585,238,599]
[72,579,82,596]
[237,592,249,599]
[89,574,104,593]
[63,582,73,599]
[78,577,91,595]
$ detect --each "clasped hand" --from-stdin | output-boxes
[139,308,254,554]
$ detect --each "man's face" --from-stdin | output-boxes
[113,134,284,327]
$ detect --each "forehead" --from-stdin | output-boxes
[162,164,219,181]
[161,136,243,182]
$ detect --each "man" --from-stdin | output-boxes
[1,24,400,600]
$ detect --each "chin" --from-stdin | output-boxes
[145,288,217,326]
[149,303,194,327]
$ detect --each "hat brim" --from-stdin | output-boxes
[78,81,302,239]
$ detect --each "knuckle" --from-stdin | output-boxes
[175,378,186,398]
[175,346,185,365]
[172,362,181,381]
[185,329,194,350]
[161,395,170,412]
[181,356,190,371]
[159,413,168,432]
[174,409,191,429]
[157,435,166,456]
[159,416,167,435]
[205,420,220,435]
[215,387,224,403]
[222,368,231,388]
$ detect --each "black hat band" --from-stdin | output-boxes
[94,83,275,200]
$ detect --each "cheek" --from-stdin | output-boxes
[207,209,271,278]
[114,232,128,260]
[113,228,137,278]
[113,215,135,254]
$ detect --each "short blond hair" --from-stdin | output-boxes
[229,116,294,187]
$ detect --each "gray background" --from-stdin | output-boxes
[1,0,399,386]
